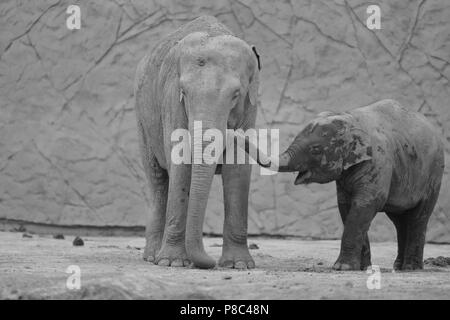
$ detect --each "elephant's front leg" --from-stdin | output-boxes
[219,164,255,269]
[333,201,377,271]
[337,187,372,270]
[156,163,191,267]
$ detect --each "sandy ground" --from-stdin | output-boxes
[0,231,449,300]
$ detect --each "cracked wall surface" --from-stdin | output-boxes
[0,0,449,241]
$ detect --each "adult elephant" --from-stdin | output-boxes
[134,16,260,269]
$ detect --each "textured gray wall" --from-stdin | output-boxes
[0,0,449,241]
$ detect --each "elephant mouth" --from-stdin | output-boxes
[294,170,312,185]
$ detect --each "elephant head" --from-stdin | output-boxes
[160,32,260,268]
[244,112,372,184]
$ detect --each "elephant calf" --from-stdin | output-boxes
[246,99,444,271]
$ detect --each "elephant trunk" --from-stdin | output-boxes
[185,120,224,269]
[238,132,294,172]
[276,151,293,172]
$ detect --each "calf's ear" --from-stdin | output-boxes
[332,116,372,171]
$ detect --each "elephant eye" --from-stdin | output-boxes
[197,57,206,66]
[232,90,240,101]
[309,145,323,155]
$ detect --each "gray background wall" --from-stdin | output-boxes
[0,0,449,241]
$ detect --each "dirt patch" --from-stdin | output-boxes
[1,231,450,299]
[424,256,450,267]
[47,284,139,300]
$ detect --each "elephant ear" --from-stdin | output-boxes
[248,46,260,107]
[158,44,187,124]
[251,45,261,71]
[248,71,259,107]
[331,115,373,171]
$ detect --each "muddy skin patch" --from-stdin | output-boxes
[366,173,378,184]
[377,145,385,155]
[352,134,364,146]
[333,138,345,148]
[344,149,361,165]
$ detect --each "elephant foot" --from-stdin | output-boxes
[360,241,371,271]
[401,261,423,271]
[154,244,191,267]
[143,236,162,263]
[393,257,403,270]
[219,246,255,269]
[360,256,372,271]
[332,257,361,271]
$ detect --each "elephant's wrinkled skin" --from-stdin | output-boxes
[134,16,259,269]
[247,99,444,271]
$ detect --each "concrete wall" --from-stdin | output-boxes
[0,0,449,241]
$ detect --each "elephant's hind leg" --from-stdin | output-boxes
[360,233,372,270]
[138,122,169,263]
[386,212,407,270]
[402,186,441,270]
